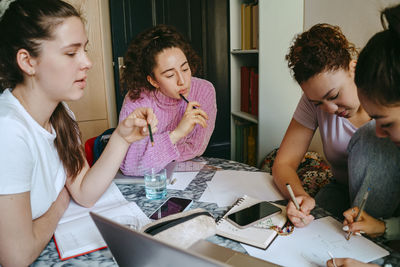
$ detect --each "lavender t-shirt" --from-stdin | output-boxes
[293,94,357,185]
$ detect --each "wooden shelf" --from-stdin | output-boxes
[231,49,259,54]
[231,111,258,124]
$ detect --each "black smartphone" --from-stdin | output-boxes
[226,201,282,228]
[149,197,193,220]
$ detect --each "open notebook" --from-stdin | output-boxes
[53,183,151,260]
[216,195,287,249]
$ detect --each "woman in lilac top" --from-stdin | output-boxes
[119,25,217,176]
[272,24,371,227]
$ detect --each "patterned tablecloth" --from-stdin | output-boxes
[32,157,399,266]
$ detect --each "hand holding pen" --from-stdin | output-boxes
[286,183,314,227]
[345,188,370,240]
[169,94,208,144]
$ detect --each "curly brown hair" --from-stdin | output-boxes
[285,23,358,84]
[121,24,202,101]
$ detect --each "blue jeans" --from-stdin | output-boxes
[347,121,400,219]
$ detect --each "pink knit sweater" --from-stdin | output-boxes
[119,77,217,176]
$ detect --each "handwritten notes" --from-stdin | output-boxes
[243,216,389,267]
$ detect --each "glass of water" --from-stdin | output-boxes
[144,168,167,200]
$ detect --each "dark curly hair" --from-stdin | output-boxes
[355,4,400,106]
[121,24,202,101]
[285,23,358,84]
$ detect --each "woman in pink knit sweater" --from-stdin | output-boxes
[119,24,217,176]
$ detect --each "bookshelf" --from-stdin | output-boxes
[230,0,304,166]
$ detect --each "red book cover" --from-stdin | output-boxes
[249,68,258,116]
[240,66,250,113]
[253,71,259,116]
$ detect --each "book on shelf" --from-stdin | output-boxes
[240,66,250,113]
[233,116,257,166]
[247,125,257,166]
[240,2,258,50]
[250,67,258,116]
[252,3,259,49]
[53,182,151,260]
[216,195,287,249]
[240,66,258,117]
[244,3,252,50]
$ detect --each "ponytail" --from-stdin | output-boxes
[50,103,85,180]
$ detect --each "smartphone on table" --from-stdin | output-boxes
[226,201,282,229]
[149,197,193,220]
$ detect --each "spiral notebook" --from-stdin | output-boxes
[216,195,287,249]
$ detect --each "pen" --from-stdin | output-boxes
[179,93,197,109]
[147,124,154,146]
[286,183,306,224]
[346,188,370,240]
[327,251,337,267]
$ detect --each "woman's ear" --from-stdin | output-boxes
[146,74,159,89]
[16,48,36,76]
[349,59,357,75]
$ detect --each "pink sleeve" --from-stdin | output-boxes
[175,80,217,161]
[119,96,180,176]
[292,94,318,130]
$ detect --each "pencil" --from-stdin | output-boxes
[346,188,370,240]
[147,124,154,146]
[286,183,306,224]
[179,93,197,109]
[327,251,337,267]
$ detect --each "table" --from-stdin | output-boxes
[32,157,400,266]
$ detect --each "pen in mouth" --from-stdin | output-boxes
[179,93,197,109]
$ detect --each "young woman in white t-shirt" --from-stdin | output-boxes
[272,24,371,227]
[0,0,157,265]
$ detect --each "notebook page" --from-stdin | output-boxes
[243,216,389,267]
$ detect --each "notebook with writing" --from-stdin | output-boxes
[216,195,287,249]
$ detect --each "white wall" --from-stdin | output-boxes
[305,0,399,50]
[257,0,303,165]
[304,0,399,158]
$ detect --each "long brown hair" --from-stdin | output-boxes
[121,24,202,101]
[0,0,85,179]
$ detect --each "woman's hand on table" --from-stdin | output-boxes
[327,258,380,267]
[286,194,315,227]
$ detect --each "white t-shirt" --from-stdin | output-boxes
[293,94,357,185]
[0,89,66,219]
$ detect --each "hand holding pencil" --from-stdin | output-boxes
[344,189,372,240]
[342,207,386,239]
[286,183,315,227]
[169,95,208,144]
[118,107,158,144]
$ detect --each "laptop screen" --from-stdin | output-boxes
[90,212,227,267]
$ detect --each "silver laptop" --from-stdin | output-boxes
[90,212,280,267]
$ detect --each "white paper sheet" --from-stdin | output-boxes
[203,170,284,207]
[243,216,389,267]
[166,171,198,190]
[198,185,216,203]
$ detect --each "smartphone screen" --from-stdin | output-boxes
[227,201,281,227]
[150,197,193,220]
